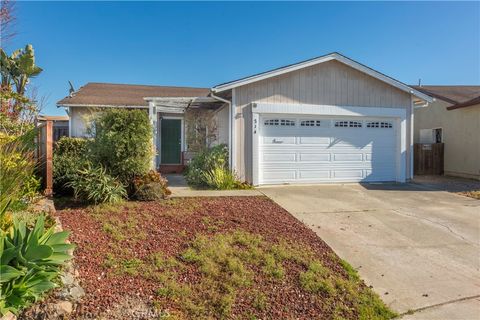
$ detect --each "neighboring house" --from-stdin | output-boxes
[412,86,480,180]
[37,115,69,141]
[57,52,433,185]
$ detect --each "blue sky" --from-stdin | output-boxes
[6,1,480,115]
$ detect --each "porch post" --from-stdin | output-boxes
[148,101,157,169]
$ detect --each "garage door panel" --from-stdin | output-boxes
[263,153,296,162]
[333,153,363,161]
[298,170,330,179]
[332,170,364,179]
[262,170,296,181]
[262,136,296,144]
[299,153,331,162]
[298,137,330,145]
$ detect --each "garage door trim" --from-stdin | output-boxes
[251,102,407,186]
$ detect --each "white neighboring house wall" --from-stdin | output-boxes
[414,99,480,180]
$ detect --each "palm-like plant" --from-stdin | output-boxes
[8,45,43,96]
[0,44,42,120]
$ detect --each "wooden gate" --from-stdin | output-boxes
[414,143,444,175]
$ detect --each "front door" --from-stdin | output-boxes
[161,119,182,164]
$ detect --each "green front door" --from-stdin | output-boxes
[161,119,182,164]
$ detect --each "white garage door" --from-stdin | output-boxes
[259,116,397,184]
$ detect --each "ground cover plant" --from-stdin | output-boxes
[56,197,396,320]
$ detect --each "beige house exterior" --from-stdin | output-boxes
[59,53,433,185]
[413,86,480,180]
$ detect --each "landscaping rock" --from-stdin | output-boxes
[54,301,73,316]
[0,312,17,320]
[69,286,85,300]
[60,273,75,286]
[31,198,55,215]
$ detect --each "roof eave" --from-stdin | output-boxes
[56,103,149,109]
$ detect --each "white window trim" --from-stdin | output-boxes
[231,88,237,172]
[250,102,407,186]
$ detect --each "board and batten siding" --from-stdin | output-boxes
[233,60,413,182]
[212,105,230,146]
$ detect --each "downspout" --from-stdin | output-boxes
[210,92,233,170]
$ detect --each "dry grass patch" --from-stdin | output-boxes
[459,190,480,200]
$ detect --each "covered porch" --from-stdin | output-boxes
[145,96,227,173]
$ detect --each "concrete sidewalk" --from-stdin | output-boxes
[165,174,262,197]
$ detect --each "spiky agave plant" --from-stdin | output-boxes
[0,215,74,315]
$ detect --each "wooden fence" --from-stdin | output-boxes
[414,143,444,175]
[37,120,53,196]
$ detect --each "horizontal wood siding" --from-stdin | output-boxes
[234,60,412,182]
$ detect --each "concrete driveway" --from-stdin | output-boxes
[260,183,480,319]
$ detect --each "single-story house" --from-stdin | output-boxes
[412,86,480,180]
[57,52,433,185]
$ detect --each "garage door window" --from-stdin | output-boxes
[334,120,363,128]
[300,120,322,127]
[366,121,393,128]
[264,119,295,126]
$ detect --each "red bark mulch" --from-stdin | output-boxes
[55,196,377,319]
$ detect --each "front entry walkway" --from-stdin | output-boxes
[165,174,261,197]
[260,183,480,319]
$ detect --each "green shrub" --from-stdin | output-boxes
[54,136,89,155]
[202,167,238,190]
[185,144,232,188]
[89,109,153,185]
[66,164,126,204]
[133,170,171,201]
[185,144,251,190]
[53,137,90,194]
[0,215,74,315]
[185,144,228,187]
